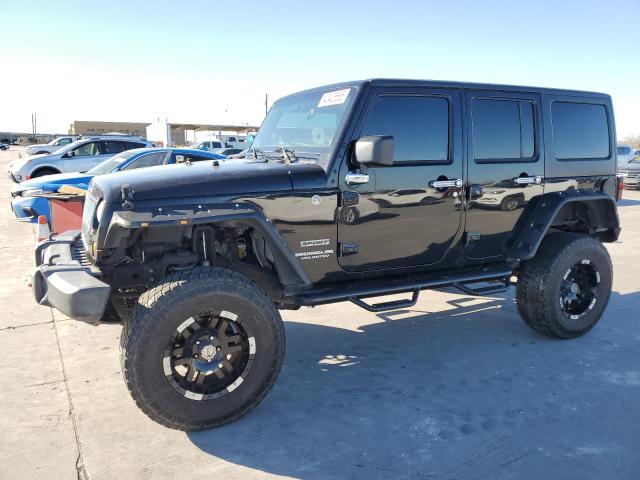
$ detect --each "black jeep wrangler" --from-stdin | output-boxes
[31,79,620,430]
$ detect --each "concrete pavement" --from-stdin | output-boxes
[1,146,639,479]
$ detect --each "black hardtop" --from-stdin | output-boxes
[278,78,609,102]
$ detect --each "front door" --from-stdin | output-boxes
[463,90,544,259]
[337,87,463,272]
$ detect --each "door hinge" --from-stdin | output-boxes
[339,242,359,256]
[466,231,481,244]
[340,191,359,207]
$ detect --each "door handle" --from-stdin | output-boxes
[345,171,370,186]
[429,178,463,189]
[512,176,543,185]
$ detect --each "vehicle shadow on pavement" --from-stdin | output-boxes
[187,290,640,480]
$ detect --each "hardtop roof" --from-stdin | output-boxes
[279,78,609,100]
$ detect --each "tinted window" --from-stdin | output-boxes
[174,153,218,163]
[618,146,631,155]
[122,151,167,170]
[361,95,449,163]
[472,99,535,161]
[552,102,609,159]
[126,141,146,150]
[103,141,126,154]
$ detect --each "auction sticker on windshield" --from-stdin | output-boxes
[318,88,350,108]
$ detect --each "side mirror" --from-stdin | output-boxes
[64,151,75,158]
[354,135,394,167]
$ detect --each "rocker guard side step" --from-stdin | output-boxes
[350,289,420,312]
[286,263,514,309]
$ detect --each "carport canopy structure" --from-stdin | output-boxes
[171,123,260,146]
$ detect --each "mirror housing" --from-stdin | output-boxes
[63,151,75,158]
[354,135,394,167]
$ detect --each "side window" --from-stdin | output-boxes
[103,141,126,154]
[617,146,630,156]
[122,152,167,170]
[472,99,535,162]
[361,95,450,163]
[72,141,101,156]
[551,102,610,160]
[125,141,146,150]
[174,154,216,163]
[56,138,72,146]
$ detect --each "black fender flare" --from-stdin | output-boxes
[504,190,620,261]
[103,205,311,288]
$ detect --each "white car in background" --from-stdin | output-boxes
[617,145,636,168]
[9,136,152,182]
[25,136,80,155]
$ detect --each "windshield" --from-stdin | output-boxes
[251,87,356,164]
[87,150,138,174]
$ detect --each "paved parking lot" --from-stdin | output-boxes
[1,146,639,480]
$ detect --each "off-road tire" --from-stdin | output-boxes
[516,233,612,339]
[120,267,285,430]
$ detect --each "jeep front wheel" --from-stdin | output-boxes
[121,267,285,430]
[516,233,613,339]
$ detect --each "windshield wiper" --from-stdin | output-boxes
[273,147,322,164]
[249,147,265,161]
[274,146,296,164]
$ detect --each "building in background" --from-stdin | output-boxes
[145,119,259,147]
[69,120,149,137]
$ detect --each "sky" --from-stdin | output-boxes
[1,0,638,138]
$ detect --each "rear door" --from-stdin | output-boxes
[464,90,544,259]
[337,86,464,271]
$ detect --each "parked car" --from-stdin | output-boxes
[31,79,620,431]
[617,145,636,167]
[618,156,640,189]
[8,136,152,182]
[192,139,226,151]
[25,136,80,155]
[11,148,227,224]
[0,142,9,151]
[211,147,245,156]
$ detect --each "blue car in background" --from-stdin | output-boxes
[11,147,226,224]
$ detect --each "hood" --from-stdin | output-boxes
[93,160,327,203]
[11,171,94,195]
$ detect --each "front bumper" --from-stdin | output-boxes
[32,231,110,322]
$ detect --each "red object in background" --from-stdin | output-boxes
[49,197,85,233]
[616,175,624,201]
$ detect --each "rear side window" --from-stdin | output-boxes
[122,152,168,170]
[361,95,450,163]
[125,141,147,150]
[103,141,126,154]
[472,99,535,162]
[551,102,610,159]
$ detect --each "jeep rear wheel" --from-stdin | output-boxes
[516,233,613,339]
[121,267,285,430]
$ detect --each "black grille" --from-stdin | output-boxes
[71,240,91,267]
